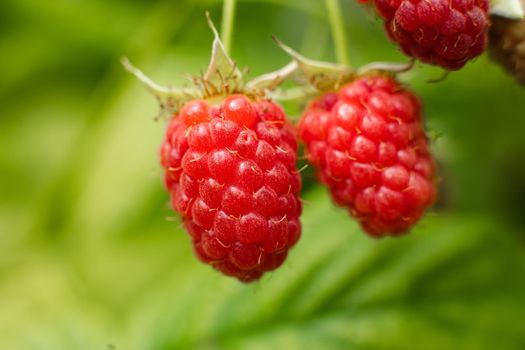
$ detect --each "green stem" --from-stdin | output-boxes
[325,0,350,67]
[221,0,237,55]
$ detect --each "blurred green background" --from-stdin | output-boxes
[1,0,525,349]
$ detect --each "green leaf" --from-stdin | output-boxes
[127,191,525,350]
[4,190,524,350]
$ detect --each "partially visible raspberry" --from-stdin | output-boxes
[371,0,490,70]
[299,76,437,237]
[489,11,525,85]
[160,95,302,282]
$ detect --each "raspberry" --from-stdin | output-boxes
[298,76,437,237]
[161,95,302,282]
[370,0,489,70]
[489,11,525,86]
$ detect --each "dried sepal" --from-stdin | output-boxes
[246,61,299,92]
[121,57,200,118]
[202,12,244,96]
[268,86,318,103]
[273,37,354,91]
[357,59,415,76]
[122,15,311,115]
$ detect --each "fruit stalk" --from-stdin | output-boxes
[325,0,351,66]
[221,0,237,54]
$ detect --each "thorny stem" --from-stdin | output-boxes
[325,0,350,67]
[221,0,237,55]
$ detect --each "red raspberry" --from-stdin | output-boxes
[371,0,489,70]
[160,95,302,282]
[298,76,437,237]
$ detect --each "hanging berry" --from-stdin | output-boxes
[124,15,302,282]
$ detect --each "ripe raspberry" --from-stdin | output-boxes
[371,0,490,70]
[160,95,302,282]
[299,76,437,237]
[489,11,525,86]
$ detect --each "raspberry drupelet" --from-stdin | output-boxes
[372,0,490,70]
[299,75,437,237]
[160,95,302,282]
